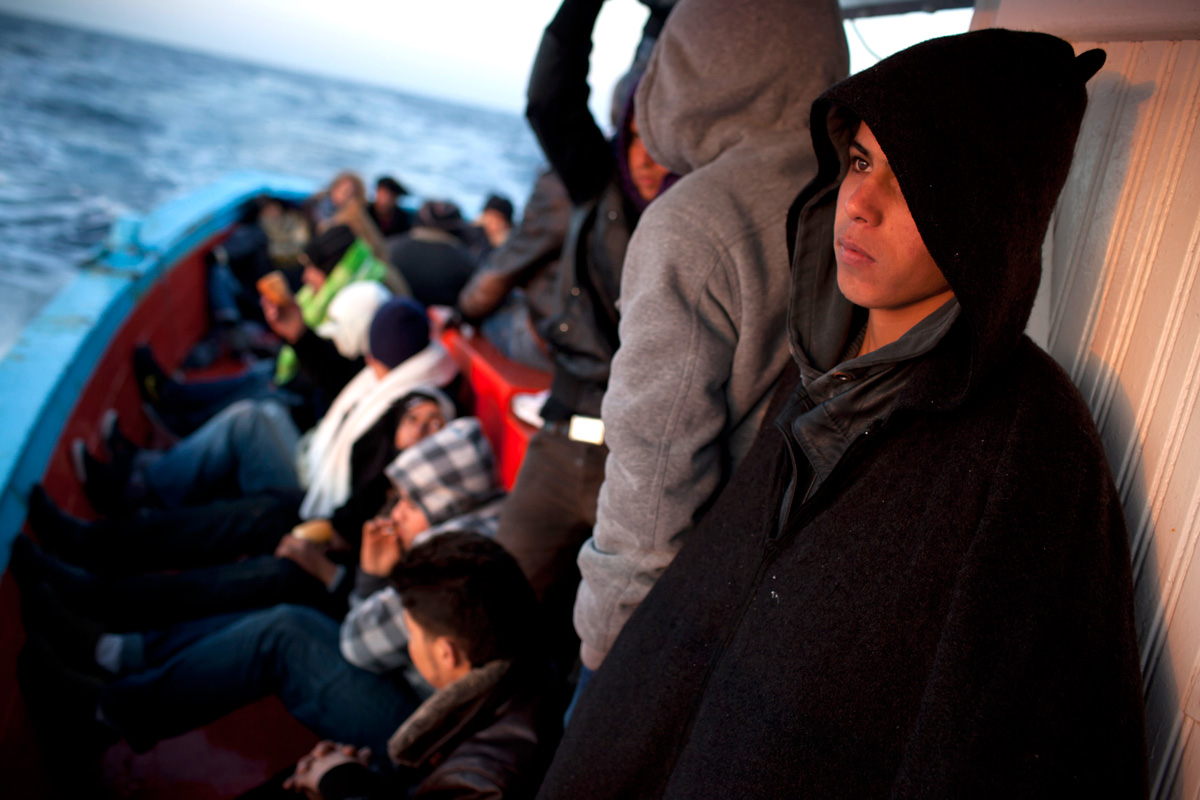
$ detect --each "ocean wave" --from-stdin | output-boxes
[0,11,544,359]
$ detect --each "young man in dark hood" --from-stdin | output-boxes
[539,29,1148,799]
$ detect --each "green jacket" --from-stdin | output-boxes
[275,238,388,385]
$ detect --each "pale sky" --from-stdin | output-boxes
[0,0,974,120]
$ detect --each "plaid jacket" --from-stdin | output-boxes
[386,417,499,525]
[339,495,505,672]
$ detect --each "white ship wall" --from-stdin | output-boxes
[975,1,1200,795]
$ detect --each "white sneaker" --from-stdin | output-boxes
[511,389,549,429]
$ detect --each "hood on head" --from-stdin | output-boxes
[613,73,678,212]
[317,281,392,359]
[398,385,457,428]
[787,28,1104,386]
[635,0,848,176]
[385,417,498,527]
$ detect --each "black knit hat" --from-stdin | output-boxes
[303,224,356,274]
[792,29,1104,379]
[368,297,430,369]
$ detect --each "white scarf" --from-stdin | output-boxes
[299,341,458,519]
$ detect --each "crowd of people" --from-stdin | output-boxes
[10,0,1152,797]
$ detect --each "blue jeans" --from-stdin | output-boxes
[101,605,422,757]
[155,361,306,435]
[140,398,301,508]
[61,552,343,632]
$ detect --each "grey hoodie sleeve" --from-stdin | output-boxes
[574,207,745,665]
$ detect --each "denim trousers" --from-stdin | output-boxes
[79,491,305,576]
[101,605,422,756]
[140,398,301,508]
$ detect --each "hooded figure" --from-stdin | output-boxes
[540,29,1147,799]
[494,0,680,673]
[572,0,849,672]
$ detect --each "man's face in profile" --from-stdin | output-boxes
[833,121,952,321]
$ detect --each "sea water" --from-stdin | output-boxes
[0,13,546,359]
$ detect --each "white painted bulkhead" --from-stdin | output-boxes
[974,1,1200,795]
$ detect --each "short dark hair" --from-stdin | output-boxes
[483,193,514,226]
[376,176,407,197]
[392,531,536,666]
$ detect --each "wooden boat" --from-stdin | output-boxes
[0,172,549,797]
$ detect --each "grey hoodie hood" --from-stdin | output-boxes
[635,0,848,176]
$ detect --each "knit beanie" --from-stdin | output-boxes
[398,385,457,426]
[368,297,430,369]
[304,224,356,273]
[376,176,408,197]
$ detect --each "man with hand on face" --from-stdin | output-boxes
[277,532,561,800]
[540,28,1148,799]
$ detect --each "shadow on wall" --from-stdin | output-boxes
[1049,54,1195,796]
[1086,349,1177,795]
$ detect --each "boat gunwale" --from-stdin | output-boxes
[0,171,317,572]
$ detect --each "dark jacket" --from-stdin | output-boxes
[538,29,1147,799]
[318,660,561,800]
[456,169,572,328]
[369,202,413,239]
[525,0,641,420]
[388,229,477,308]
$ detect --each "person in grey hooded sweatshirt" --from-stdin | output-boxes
[572,0,848,679]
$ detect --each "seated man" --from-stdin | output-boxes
[540,29,1147,798]
[259,532,562,800]
[368,176,413,239]
[463,192,515,265]
[387,201,477,308]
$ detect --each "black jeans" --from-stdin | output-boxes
[494,429,607,672]
[43,492,349,630]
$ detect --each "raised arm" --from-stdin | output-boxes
[525,0,614,206]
